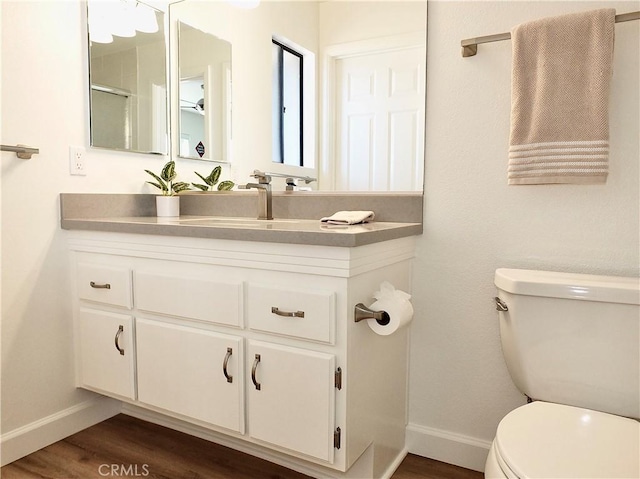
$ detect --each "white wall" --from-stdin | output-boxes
[1,0,164,446]
[1,0,638,473]
[408,0,639,471]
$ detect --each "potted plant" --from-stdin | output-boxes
[145,160,191,217]
[192,166,235,192]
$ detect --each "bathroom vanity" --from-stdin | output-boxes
[62,193,421,479]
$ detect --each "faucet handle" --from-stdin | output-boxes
[251,170,272,184]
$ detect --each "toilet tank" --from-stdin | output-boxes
[495,268,640,420]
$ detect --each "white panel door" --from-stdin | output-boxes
[136,319,244,433]
[247,340,336,462]
[78,308,135,399]
[335,46,425,191]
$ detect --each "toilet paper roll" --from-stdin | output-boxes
[367,297,414,336]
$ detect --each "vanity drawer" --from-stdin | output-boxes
[135,270,243,327]
[77,262,132,309]
[247,283,335,343]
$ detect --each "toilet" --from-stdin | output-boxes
[485,268,640,479]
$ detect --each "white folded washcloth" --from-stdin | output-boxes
[320,210,375,225]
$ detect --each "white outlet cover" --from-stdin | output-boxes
[69,146,86,176]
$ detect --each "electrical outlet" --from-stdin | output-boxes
[69,146,86,176]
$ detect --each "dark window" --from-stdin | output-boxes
[272,39,303,166]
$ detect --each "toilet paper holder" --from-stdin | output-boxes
[354,303,391,326]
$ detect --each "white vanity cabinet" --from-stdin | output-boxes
[69,232,415,478]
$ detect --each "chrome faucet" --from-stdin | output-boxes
[263,171,317,191]
[238,170,273,220]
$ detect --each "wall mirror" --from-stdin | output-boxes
[177,21,232,162]
[170,0,426,192]
[87,0,168,155]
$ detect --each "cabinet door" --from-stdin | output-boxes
[247,340,336,463]
[78,308,135,400]
[136,319,244,433]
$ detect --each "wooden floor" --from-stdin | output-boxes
[1,414,483,479]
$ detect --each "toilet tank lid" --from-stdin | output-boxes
[495,268,640,305]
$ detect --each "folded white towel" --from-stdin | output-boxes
[509,8,615,185]
[320,211,375,225]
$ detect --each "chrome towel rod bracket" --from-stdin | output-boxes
[1,144,40,159]
[461,10,640,57]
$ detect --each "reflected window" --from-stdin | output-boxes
[272,38,303,166]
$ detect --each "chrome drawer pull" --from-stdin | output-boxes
[90,281,111,289]
[271,307,304,318]
[114,325,125,355]
[251,354,261,390]
[223,347,233,383]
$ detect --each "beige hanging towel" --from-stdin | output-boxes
[508,8,615,185]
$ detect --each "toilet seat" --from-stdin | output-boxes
[494,402,639,479]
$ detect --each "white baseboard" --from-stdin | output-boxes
[405,422,492,473]
[0,396,121,467]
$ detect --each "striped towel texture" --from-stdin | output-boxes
[509,9,615,185]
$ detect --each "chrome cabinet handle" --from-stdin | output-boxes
[251,354,261,390]
[271,307,304,318]
[114,325,124,355]
[223,347,233,383]
[90,281,111,289]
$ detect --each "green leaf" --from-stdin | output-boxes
[194,172,210,187]
[161,161,176,182]
[192,183,209,191]
[217,180,235,191]
[146,181,166,192]
[145,170,168,191]
[172,181,191,194]
[208,166,221,185]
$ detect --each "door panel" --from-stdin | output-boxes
[136,319,244,433]
[78,308,135,399]
[335,46,425,191]
[248,340,336,462]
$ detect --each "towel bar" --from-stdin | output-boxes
[461,10,640,57]
[1,144,39,159]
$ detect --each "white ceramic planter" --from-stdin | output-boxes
[156,195,180,217]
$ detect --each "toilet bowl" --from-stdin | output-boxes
[486,268,640,479]
[485,402,639,479]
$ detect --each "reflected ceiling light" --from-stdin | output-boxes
[135,3,159,33]
[226,0,260,9]
[110,1,136,37]
[90,27,114,44]
[88,1,114,43]
[89,0,159,42]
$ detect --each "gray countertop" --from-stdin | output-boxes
[60,193,423,247]
[61,215,421,247]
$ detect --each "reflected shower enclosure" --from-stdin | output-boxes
[87,0,168,155]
